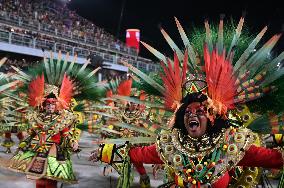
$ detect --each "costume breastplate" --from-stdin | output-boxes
[156,127,255,186]
[27,109,76,147]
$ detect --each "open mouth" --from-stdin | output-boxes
[188,120,200,131]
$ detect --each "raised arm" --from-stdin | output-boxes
[238,145,283,168]
[129,144,164,164]
[89,143,163,165]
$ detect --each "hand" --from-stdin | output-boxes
[71,141,79,151]
[153,164,163,179]
[89,148,100,162]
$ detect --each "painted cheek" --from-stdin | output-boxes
[198,116,207,126]
[198,115,205,121]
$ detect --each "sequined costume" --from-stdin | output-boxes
[9,102,78,183]
[129,129,283,187]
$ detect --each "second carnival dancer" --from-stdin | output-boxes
[0,53,106,188]
[89,17,284,188]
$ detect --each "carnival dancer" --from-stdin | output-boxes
[0,52,106,188]
[89,17,284,188]
[102,77,153,187]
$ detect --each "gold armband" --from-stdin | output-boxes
[68,138,78,147]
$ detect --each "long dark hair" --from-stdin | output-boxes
[173,92,233,137]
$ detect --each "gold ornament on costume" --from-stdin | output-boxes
[44,84,59,97]
[182,77,207,97]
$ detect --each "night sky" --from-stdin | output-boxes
[68,0,284,59]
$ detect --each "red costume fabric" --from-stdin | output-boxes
[50,127,70,144]
[133,162,147,175]
[238,145,283,168]
[36,179,57,188]
[31,127,70,145]
[129,144,283,188]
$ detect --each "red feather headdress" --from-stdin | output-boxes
[28,74,45,107]
[203,45,237,116]
[28,73,74,109]
[57,73,74,109]
[160,50,187,110]
[160,46,237,118]
[117,78,132,96]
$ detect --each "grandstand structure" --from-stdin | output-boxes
[0,0,159,80]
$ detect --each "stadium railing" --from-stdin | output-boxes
[0,11,138,56]
[0,11,159,72]
[0,28,159,72]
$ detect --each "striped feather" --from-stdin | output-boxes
[121,61,165,94]
[100,137,156,144]
[101,127,123,135]
[77,59,91,76]
[0,81,18,93]
[140,41,167,63]
[160,28,184,62]
[248,113,284,134]
[234,26,268,72]
[112,95,165,109]
[66,55,77,74]
[59,52,70,83]
[44,56,52,83]
[204,20,213,52]
[265,51,284,71]
[217,19,224,54]
[11,66,31,81]
[86,67,101,79]
[243,34,282,76]
[110,121,156,136]
[54,51,62,84]
[0,57,7,67]
[262,68,284,86]
[227,17,244,60]
[174,18,198,72]
[49,52,55,84]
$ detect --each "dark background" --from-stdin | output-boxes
[68,0,284,59]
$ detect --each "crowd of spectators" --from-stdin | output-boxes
[0,56,39,72]
[0,0,157,72]
[0,24,153,70]
[0,0,136,55]
[0,55,126,81]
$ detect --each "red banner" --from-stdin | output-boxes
[126,29,140,53]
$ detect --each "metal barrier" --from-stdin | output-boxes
[0,28,159,72]
[0,11,138,56]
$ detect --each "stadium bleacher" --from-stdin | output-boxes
[0,0,159,74]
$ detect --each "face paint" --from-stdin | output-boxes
[184,102,208,138]
[45,101,56,113]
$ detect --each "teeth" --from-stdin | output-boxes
[188,120,199,128]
